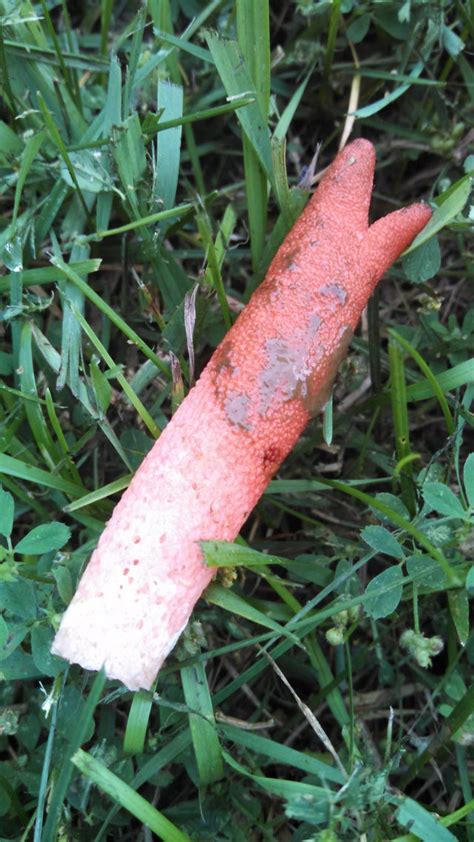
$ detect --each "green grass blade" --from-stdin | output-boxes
[38,0,77,105]
[63,474,131,512]
[0,453,82,497]
[195,204,232,329]
[72,748,191,842]
[205,32,274,190]
[19,321,60,469]
[67,304,161,438]
[388,329,455,435]
[236,0,270,270]
[50,256,171,379]
[44,388,83,486]
[73,200,194,245]
[37,92,89,215]
[389,338,417,516]
[42,672,106,842]
[96,729,192,840]
[33,676,62,842]
[0,260,101,294]
[123,689,154,755]
[353,61,424,118]
[12,130,45,226]
[122,8,146,116]
[324,0,341,78]
[181,662,224,784]
[221,723,344,784]
[0,27,17,114]
[156,79,183,211]
[100,0,113,57]
[394,797,457,841]
[206,583,302,648]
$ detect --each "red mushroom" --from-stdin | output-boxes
[52,139,431,690]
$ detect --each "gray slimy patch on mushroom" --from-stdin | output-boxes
[320,283,347,305]
[225,391,253,430]
[258,314,322,416]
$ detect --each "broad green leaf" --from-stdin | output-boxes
[448,590,469,646]
[463,453,474,509]
[53,566,73,604]
[0,622,27,660]
[422,482,465,519]
[119,430,153,471]
[31,624,65,677]
[441,24,465,58]
[0,487,14,538]
[364,566,404,619]
[0,616,8,649]
[404,173,472,254]
[1,233,23,272]
[361,525,405,559]
[402,236,441,283]
[466,566,474,595]
[346,13,370,43]
[406,555,448,590]
[0,580,37,619]
[457,54,474,108]
[60,149,114,193]
[0,650,43,681]
[373,492,410,523]
[15,522,71,555]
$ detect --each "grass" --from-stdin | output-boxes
[0,1,473,840]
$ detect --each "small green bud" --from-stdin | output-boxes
[218,566,238,588]
[334,609,349,627]
[349,604,362,623]
[326,627,345,646]
[400,629,444,668]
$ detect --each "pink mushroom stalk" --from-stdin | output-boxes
[52,139,431,690]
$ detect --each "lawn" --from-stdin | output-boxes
[0,1,473,840]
